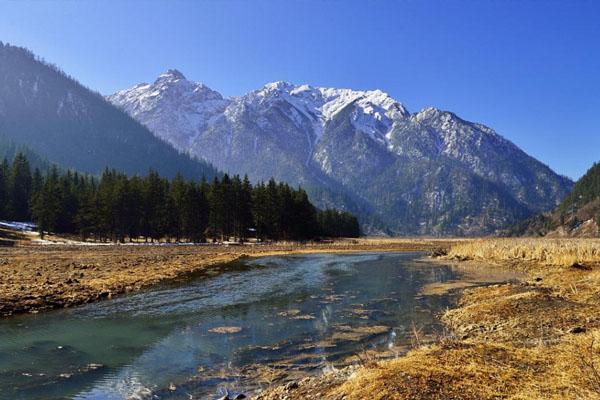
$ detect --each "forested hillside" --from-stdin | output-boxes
[0,135,50,172]
[558,162,600,216]
[511,162,600,237]
[0,43,218,180]
[0,153,359,242]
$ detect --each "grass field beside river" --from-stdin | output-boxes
[5,235,600,399]
[0,237,455,317]
[257,238,600,400]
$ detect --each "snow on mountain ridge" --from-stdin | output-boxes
[107,70,536,163]
[253,80,409,122]
[108,70,534,162]
[108,70,230,149]
[157,68,186,81]
[106,70,574,235]
[244,80,409,145]
[109,71,414,151]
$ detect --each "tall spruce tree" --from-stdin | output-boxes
[30,166,61,237]
[9,152,32,221]
[170,173,187,241]
[18,152,360,242]
[0,159,9,220]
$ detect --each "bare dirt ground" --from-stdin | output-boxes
[255,238,600,400]
[0,237,454,317]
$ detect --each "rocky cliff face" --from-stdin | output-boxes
[109,70,573,235]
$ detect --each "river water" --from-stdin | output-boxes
[1,252,462,400]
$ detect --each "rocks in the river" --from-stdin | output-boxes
[330,325,389,342]
[127,387,153,400]
[350,308,373,320]
[83,363,104,371]
[209,326,243,334]
[292,314,315,320]
[277,309,301,317]
[321,294,344,303]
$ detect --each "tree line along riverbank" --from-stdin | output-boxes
[0,153,359,243]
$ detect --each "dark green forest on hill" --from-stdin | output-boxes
[558,162,600,216]
[0,42,219,180]
[0,135,50,172]
[0,153,360,242]
[510,161,600,236]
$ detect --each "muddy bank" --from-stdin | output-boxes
[0,238,453,317]
[255,240,600,400]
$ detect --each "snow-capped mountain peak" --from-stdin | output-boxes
[108,70,230,149]
[156,68,186,82]
[252,81,408,121]
[108,72,573,235]
[413,106,446,121]
[261,80,296,92]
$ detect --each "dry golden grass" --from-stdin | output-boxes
[446,238,600,267]
[331,333,600,400]
[446,238,600,304]
[256,238,600,400]
[258,333,600,400]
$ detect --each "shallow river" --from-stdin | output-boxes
[1,252,463,400]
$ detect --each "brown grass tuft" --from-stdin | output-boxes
[446,238,600,267]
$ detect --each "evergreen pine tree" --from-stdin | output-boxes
[9,152,32,221]
[30,166,61,238]
[0,159,9,220]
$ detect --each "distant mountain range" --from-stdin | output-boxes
[512,162,600,237]
[109,70,573,235]
[0,42,574,235]
[0,43,218,180]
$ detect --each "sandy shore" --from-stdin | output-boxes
[0,238,454,317]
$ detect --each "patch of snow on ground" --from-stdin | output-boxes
[0,221,36,231]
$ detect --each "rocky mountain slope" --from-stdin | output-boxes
[511,162,600,237]
[0,44,218,180]
[109,70,573,235]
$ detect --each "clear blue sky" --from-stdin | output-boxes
[1,0,598,180]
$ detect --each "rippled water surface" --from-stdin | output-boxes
[0,252,460,400]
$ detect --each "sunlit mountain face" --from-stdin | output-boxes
[109,70,573,235]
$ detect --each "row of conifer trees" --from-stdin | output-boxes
[0,153,360,242]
